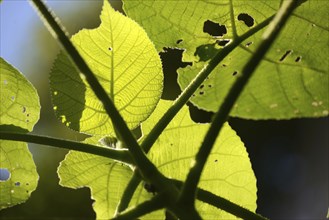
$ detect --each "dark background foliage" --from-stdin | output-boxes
[0,1,327,219]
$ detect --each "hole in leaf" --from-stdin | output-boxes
[176,39,183,44]
[216,39,230,47]
[108,47,112,51]
[22,106,26,113]
[279,50,292,62]
[232,71,238,76]
[222,64,227,67]
[215,159,218,163]
[199,91,204,95]
[295,56,302,62]
[188,102,214,123]
[0,168,10,181]
[199,84,204,89]
[203,20,227,37]
[15,182,20,186]
[27,113,30,117]
[160,48,191,100]
[245,41,253,47]
[208,84,212,88]
[237,13,254,27]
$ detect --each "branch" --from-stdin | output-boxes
[178,0,300,208]
[0,131,133,164]
[30,0,179,203]
[113,193,165,220]
[115,172,141,214]
[141,14,274,153]
[170,179,268,220]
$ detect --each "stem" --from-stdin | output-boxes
[178,0,299,207]
[171,179,268,220]
[115,172,141,214]
[0,131,133,164]
[112,194,165,220]
[30,0,170,189]
[141,14,274,153]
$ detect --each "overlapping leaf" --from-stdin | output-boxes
[0,58,39,209]
[50,0,163,135]
[131,100,257,219]
[58,100,256,219]
[0,141,38,210]
[123,1,329,119]
[57,137,133,219]
[0,58,40,132]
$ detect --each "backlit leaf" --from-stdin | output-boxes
[123,0,329,119]
[50,0,163,135]
[130,100,257,219]
[0,58,40,132]
[0,58,39,210]
[57,137,133,219]
[0,140,38,210]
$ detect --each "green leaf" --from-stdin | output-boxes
[0,58,40,209]
[50,0,163,135]
[0,140,38,210]
[123,1,329,119]
[132,100,257,219]
[0,57,40,132]
[57,137,133,219]
[58,100,256,219]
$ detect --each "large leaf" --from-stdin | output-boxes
[0,58,40,209]
[0,140,38,210]
[57,137,133,219]
[0,58,40,132]
[50,0,163,135]
[123,1,329,119]
[58,100,256,219]
[131,100,257,219]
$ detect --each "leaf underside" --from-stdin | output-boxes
[123,0,329,119]
[0,58,40,132]
[0,58,40,210]
[50,0,163,135]
[58,100,257,219]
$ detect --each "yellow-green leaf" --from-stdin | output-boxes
[0,140,38,210]
[50,0,163,135]
[131,100,257,219]
[57,137,133,219]
[123,0,329,119]
[0,58,40,132]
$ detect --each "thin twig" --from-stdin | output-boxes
[0,131,133,164]
[141,14,275,153]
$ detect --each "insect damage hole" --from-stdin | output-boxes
[279,50,292,62]
[245,42,253,47]
[295,56,302,62]
[237,13,254,27]
[217,39,231,47]
[176,39,183,44]
[0,168,10,181]
[203,20,227,37]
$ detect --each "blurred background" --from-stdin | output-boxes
[0,0,328,219]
